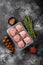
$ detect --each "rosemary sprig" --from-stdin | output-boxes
[23,15,36,39]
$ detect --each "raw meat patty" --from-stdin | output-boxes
[9,28,16,36]
[13,34,20,42]
[20,31,26,38]
[24,37,31,44]
[18,40,25,48]
[16,24,23,32]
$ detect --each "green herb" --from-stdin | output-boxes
[23,15,36,39]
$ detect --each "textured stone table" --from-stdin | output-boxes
[0,0,43,65]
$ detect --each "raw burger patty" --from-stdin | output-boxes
[13,34,20,42]
[18,40,25,48]
[20,31,26,38]
[24,37,31,44]
[16,24,23,32]
[9,28,17,36]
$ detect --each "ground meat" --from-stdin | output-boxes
[18,40,25,48]
[24,37,31,44]
[9,28,17,36]
[19,31,26,38]
[16,24,23,32]
[13,34,20,42]
[8,17,15,25]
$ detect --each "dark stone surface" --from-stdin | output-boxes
[0,0,43,65]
